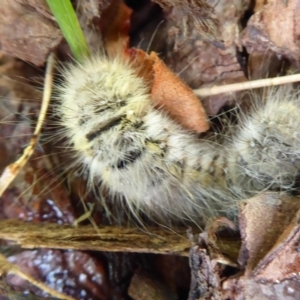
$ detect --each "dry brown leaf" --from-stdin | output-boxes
[239,193,300,282]
[222,193,300,299]
[125,48,209,132]
[149,51,209,133]
[100,0,132,57]
[6,249,116,299]
[125,47,155,89]
[0,0,62,66]
[0,253,75,300]
[242,0,300,63]
[238,193,300,272]
[252,211,300,282]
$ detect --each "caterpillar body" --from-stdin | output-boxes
[56,53,300,224]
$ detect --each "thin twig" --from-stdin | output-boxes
[194,74,300,97]
[0,53,55,197]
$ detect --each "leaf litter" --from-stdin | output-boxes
[1,0,300,299]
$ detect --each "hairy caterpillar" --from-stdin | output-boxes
[55,52,300,224]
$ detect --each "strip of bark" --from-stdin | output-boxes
[0,219,192,256]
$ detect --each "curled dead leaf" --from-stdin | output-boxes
[150,51,209,133]
[242,0,300,62]
[125,48,209,133]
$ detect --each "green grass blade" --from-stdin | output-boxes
[46,0,90,61]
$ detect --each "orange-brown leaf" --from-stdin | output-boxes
[126,49,209,133]
[125,48,155,90]
[149,51,209,133]
[100,0,132,56]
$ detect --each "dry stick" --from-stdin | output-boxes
[0,219,192,256]
[194,74,300,97]
[0,219,240,266]
[0,253,75,300]
[0,53,55,197]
